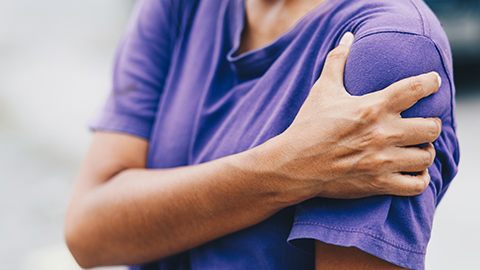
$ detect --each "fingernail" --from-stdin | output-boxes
[430,71,441,87]
[435,73,442,87]
[339,32,354,46]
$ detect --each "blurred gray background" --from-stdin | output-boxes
[0,0,478,269]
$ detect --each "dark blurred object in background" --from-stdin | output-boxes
[425,0,480,90]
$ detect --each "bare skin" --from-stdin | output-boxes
[65,35,440,268]
[239,0,328,54]
[245,1,429,268]
[315,242,408,269]
[65,0,442,268]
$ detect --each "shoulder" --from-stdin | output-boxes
[335,0,443,38]
[332,0,454,119]
[332,0,452,65]
[344,31,452,119]
[126,0,199,37]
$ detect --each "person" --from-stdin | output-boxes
[65,0,459,269]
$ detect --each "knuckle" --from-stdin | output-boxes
[358,132,377,149]
[357,154,375,172]
[437,118,443,131]
[426,127,438,142]
[417,149,433,169]
[359,153,391,172]
[402,171,431,196]
[358,126,394,150]
[375,153,393,168]
[368,127,394,146]
[434,118,442,136]
[368,174,388,190]
[411,180,427,195]
[357,135,374,150]
[413,147,434,171]
[427,145,437,165]
[408,79,426,97]
[422,152,433,168]
[372,129,388,146]
[376,127,395,142]
[379,96,394,111]
[326,47,348,61]
[356,102,381,122]
[425,119,442,141]
[368,99,385,117]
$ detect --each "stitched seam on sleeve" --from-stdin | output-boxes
[354,30,422,44]
[293,221,426,254]
[89,111,153,139]
[408,0,426,36]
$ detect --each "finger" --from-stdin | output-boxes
[393,117,442,146]
[387,143,436,172]
[315,32,354,88]
[385,169,431,196]
[373,72,441,113]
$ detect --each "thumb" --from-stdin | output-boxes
[313,32,354,92]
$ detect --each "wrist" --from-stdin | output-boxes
[228,137,317,207]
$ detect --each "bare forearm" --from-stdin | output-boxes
[66,144,307,267]
[66,36,443,268]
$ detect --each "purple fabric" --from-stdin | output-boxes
[90,0,459,269]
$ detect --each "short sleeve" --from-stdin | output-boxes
[89,0,177,140]
[288,32,459,270]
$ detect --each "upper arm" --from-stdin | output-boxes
[72,0,178,196]
[315,241,407,270]
[288,32,458,270]
[90,0,178,140]
[344,32,452,119]
[66,0,180,244]
[344,31,458,198]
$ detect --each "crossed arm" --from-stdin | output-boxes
[65,33,441,268]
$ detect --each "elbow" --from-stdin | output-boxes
[65,222,98,269]
[65,209,105,268]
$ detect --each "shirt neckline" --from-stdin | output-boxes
[226,0,335,80]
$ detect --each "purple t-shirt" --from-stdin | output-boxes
[91,0,459,269]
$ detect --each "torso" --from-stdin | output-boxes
[138,0,456,269]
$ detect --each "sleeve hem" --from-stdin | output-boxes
[88,111,153,140]
[287,222,425,270]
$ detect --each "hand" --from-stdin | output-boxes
[265,32,442,199]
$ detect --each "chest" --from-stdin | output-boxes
[146,0,339,168]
